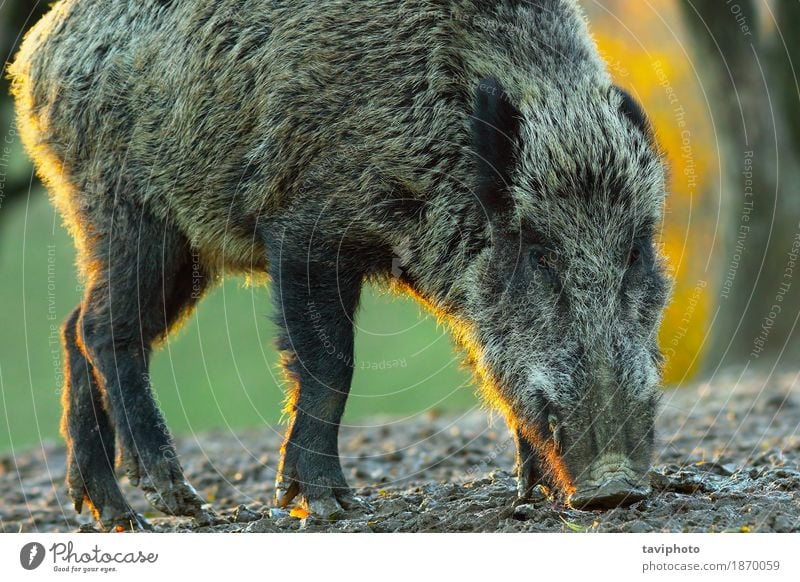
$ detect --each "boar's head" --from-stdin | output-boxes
[462,78,670,508]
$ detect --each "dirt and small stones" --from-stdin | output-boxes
[232,504,262,523]
[244,518,279,533]
[2,369,800,532]
[512,503,543,521]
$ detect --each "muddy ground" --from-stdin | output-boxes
[2,369,800,533]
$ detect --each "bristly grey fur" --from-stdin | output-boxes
[10,0,670,522]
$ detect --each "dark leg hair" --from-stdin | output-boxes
[60,306,149,531]
[267,225,364,516]
[76,206,210,524]
[514,429,554,499]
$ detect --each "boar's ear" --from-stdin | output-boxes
[610,85,654,143]
[472,77,521,218]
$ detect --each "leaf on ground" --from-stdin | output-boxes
[560,517,588,532]
[289,507,310,519]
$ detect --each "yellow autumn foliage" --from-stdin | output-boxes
[589,0,717,383]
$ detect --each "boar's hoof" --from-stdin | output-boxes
[299,493,372,519]
[275,482,364,519]
[306,496,344,518]
[140,474,209,520]
[274,449,366,518]
[118,446,210,520]
[569,479,651,510]
[517,483,549,503]
[274,472,366,518]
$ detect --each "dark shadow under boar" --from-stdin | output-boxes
[10,0,670,530]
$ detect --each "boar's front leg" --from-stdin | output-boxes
[514,429,554,499]
[267,228,364,517]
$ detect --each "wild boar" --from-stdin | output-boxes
[10,0,669,529]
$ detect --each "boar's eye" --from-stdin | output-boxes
[531,243,558,271]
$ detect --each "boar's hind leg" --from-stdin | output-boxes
[61,306,149,531]
[268,231,364,517]
[77,210,211,523]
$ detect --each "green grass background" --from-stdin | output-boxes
[0,107,477,453]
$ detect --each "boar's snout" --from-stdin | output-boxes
[568,456,651,509]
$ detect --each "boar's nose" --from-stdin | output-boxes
[569,473,651,510]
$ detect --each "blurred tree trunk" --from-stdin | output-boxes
[680,0,800,372]
[1,0,48,216]
[1,0,48,85]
